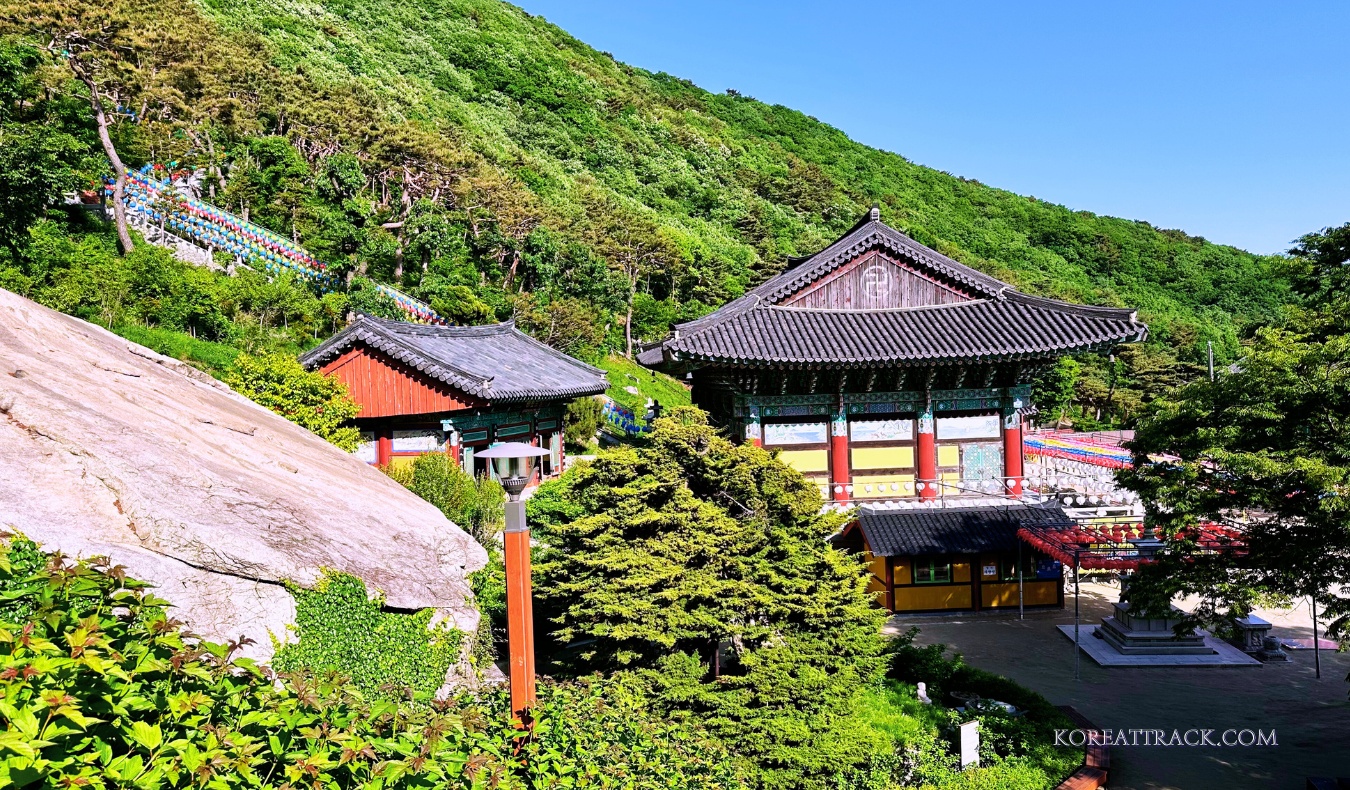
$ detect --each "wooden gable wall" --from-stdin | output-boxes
[781,250,972,310]
[320,344,485,419]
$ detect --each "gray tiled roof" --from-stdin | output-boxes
[644,209,1147,369]
[299,315,608,403]
[757,206,1009,302]
[857,503,1072,557]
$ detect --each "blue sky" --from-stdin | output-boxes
[516,1,1350,255]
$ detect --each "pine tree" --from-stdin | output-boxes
[530,407,890,789]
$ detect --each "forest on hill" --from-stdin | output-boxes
[2,0,1295,424]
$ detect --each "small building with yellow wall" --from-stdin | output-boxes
[838,503,1067,614]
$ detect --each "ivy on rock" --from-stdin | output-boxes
[272,571,463,699]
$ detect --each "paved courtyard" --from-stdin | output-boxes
[888,581,1350,789]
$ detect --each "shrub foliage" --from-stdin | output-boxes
[271,571,464,700]
[530,407,890,789]
[224,353,363,450]
[0,535,743,790]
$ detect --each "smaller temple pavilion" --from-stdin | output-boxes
[838,503,1069,613]
[300,315,607,478]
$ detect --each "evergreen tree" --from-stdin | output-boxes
[1122,222,1350,669]
[530,407,889,789]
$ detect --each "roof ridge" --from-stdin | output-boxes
[350,316,496,390]
[1003,291,1140,321]
[501,323,609,377]
[762,299,994,315]
[672,293,762,337]
[367,314,515,337]
[300,314,609,402]
[752,210,1011,305]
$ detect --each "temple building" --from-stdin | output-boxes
[837,503,1069,613]
[301,315,607,478]
[640,207,1147,613]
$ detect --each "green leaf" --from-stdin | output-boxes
[128,721,162,751]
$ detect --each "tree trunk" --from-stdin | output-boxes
[3,237,23,266]
[71,61,134,255]
[625,299,634,360]
[624,271,637,359]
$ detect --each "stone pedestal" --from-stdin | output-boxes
[1227,615,1290,662]
[1097,601,1214,656]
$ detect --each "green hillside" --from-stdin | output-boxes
[2,0,1294,422]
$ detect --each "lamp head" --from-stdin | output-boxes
[476,442,550,501]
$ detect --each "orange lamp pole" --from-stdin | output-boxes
[503,496,536,720]
[478,441,547,727]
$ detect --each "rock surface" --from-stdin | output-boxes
[0,289,488,669]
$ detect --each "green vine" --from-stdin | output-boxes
[467,549,506,673]
[0,532,45,625]
[272,571,463,699]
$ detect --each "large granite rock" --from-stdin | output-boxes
[0,289,487,674]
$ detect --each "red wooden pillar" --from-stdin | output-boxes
[376,429,392,467]
[885,556,896,612]
[1003,412,1024,497]
[917,409,937,500]
[503,499,536,720]
[447,427,461,468]
[530,433,542,485]
[830,406,850,502]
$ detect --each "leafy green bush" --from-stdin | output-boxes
[224,353,363,450]
[467,552,505,672]
[563,395,604,450]
[0,537,744,790]
[0,533,42,625]
[112,324,241,377]
[271,571,463,699]
[383,453,505,546]
[887,630,1081,789]
[531,407,890,789]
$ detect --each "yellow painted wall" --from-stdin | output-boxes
[941,471,961,494]
[894,585,973,611]
[979,553,1001,580]
[778,449,829,473]
[893,557,912,586]
[937,445,960,467]
[867,575,888,599]
[851,446,914,470]
[853,473,916,498]
[866,552,887,581]
[389,456,418,471]
[952,561,971,583]
[981,581,1059,608]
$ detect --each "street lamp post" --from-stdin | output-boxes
[476,441,549,723]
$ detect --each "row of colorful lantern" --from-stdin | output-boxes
[602,400,650,435]
[373,284,446,325]
[1024,436,1134,469]
[119,167,334,285]
[114,163,453,327]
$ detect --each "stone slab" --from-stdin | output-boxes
[0,290,488,680]
[1057,625,1261,667]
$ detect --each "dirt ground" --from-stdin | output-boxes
[887,581,1350,789]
